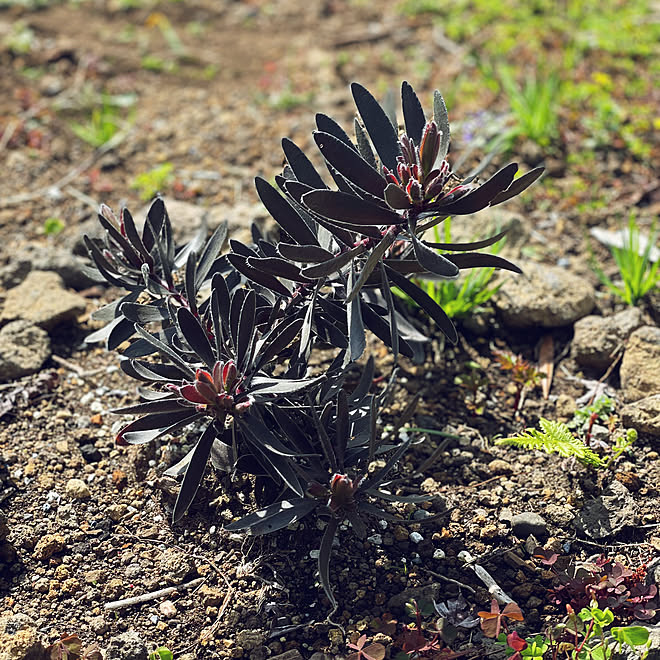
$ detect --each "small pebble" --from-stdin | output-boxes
[409,532,424,544]
[65,478,90,500]
[433,548,446,560]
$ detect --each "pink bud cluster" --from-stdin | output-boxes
[169,361,251,415]
[383,120,466,207]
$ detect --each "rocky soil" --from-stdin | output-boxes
[0,1,659,659]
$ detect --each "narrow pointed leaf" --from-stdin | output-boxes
[362,437,412,490]
[380,264,399,361]
[117,409,202,445]
[410,231,459,278]
[302,244,365,278]
[255,176,318,246]
[246,257,312,283]
[318,517,339,608]
[256,317,304,370]
[106,316,138,351]
[177,307,215,369]
[112,398,190,415]
[401,81,426,145]
[133,323,196,378]
[446,253,522,273]
[436,163,518,215]
[350,355,375,404]
[172,424,217,523]
[346,230,396,304]
[385,265,458,344]
[314,131,387,198]
[490,166,544,206]
[315,113,356,150]
[354,119,378,169]
[302,190,403,226]
[348,264,366,361]
[423,229,508,251]
[225,498,319,535]
[360,301,414,358]
[120,303,169,323]
[195,222,228,288]
[278,243,334,263]
[226,254,293,297]
[282,138,327,189]
[351,82,401,171]
[249,375,325,397]
[433,90,450,163]
[237,288,256,370]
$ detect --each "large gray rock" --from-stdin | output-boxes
[493,261,596,328]
[22,244,99,290]
[105,631,147,660]
[1,271,86,330]
[620,326,660,403]
[0,320,51,382]
[572,307,643,370]
[573,480,638,539]
[621,394,660,438]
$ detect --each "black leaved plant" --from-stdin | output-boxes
[84,80,542,606]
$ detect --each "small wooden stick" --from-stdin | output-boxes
[104,577,204,611]
[458,550,513,605]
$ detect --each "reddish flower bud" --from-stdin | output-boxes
[329,473,357,512]
[180,383,211,405]
[222,361,238,392]
[212,361,224,391]
[194,381,218,405]
[196,368,214,386]
[420,121,440,176]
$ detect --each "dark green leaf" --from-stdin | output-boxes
[490,166,544,206]
[281,138,327,189]
[318,517,339,608]
[446,252,522,273]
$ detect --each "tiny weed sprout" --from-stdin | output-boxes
[43,217,65,236]
[149,648,174,660]
[590,213,659,306]
[84,80,543,604]
[131,162,174,200]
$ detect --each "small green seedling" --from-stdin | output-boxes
[148,648,174,660]
[131,163,174,201]
[591,213,659,306]
[44,217,65,236]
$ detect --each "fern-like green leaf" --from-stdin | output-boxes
[496,418,604,468]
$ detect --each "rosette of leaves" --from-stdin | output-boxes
[112,270,329,523]
[239,81,543,358]
[84,198,228,351]
[226,363,439,607]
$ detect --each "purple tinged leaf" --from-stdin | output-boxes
[301,244,366,279]
[224,498,320,535]
[112,398,190,415]
[351,82,401,171]
[436,163,518,215]
[246,256,312,283]
[315,112,356,150]
[176,307,216,369]
[195,222,228,289]
[194,381,218,405]
[173,424,217,523]
[237,288,256,371]
[122,207,154,269]
[255,176,318,246]
[433,90,450,164]
[410,231,460,278]
[385,265,458,344]
[344,509,367,540]
[180,383,210,404]
[423,229,509,251]
[401,81,426,146]
[318,517,339,607]
[106,316,138,351]
[226,254,293,297]
[346,230,397,304]
[354,119,378,169]
[348,264,366,361]
[384,183,412,210]
[121,358,187,382]
[420,121,440,178]
[133,324,196,378]
[446,253,522,273]
[380,264,399,362]
[382,259,425,275]
[489,166,545,206]
[281,137,327,189]
[302,190,404,226]
[256,317,304,370]
[120,303,169,323]
[117,409,202,445]
[314,132,387,198]
[277,243,334,263]
[249,375,325,397]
